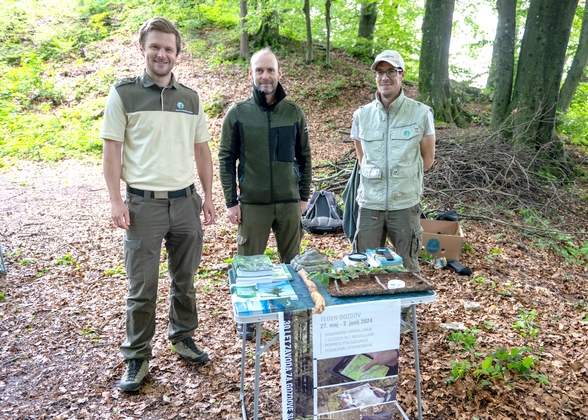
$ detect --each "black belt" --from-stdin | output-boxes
[127,184,194,199]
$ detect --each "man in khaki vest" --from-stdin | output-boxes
[102,17,216,392]
[351,50,436,271]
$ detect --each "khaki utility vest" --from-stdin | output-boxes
[356,92,431,210]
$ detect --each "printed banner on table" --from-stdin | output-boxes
[312,301,402,419]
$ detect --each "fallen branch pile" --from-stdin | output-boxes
[311,129,587,238]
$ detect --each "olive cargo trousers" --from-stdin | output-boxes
[121,190,203,361]
[237,202,302,263]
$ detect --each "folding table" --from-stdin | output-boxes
[230,267,436,420]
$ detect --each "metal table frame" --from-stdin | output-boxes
[233,277,435,420]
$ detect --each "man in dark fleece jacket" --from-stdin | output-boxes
[219,48,312,263]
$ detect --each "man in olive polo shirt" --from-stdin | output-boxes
[352,50,436,272]
[101,17,216,392]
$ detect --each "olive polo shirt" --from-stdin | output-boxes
[100,72,210,191]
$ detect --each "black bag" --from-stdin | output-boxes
[302,190,343,234]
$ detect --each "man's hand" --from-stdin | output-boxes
[299,200,308,215]
[201,198,216,225]
[227,204,241,225]
[111,199,130,229]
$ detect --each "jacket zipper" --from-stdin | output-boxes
[267,111,273,203]
[385,108,390,212]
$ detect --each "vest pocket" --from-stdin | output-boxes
[360,163,382,179]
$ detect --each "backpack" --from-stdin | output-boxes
[302,190,343,234]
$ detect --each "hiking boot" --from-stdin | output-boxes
[237,323,256,341]
[172,337,209,365]
[118,358,149,392]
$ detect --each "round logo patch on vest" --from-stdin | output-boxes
[176,101,185,110]
[403,129,411,138]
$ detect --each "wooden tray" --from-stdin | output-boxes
[327,272,433,297]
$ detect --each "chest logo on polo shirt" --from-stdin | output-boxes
[175,101,193,114]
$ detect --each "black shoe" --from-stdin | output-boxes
[172,337,209,365]
[237,323,255,341]
[118,359,149,392]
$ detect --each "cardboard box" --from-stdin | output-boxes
[420,219,464,261]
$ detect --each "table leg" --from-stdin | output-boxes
[240,323,248,419]
[411,304,423,420]
[253,322,261,420]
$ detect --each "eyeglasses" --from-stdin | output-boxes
[375,68,403,78]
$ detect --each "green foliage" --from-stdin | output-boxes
[488,246,503,257]
[448,346,548,387]
[328,264,405,284]
[204,94,226,118]
[447,328,479,354]
[513,308,539,339]
[0,291,5,302]
[0,97,104,162]
[54,252,77,266]
[264,247,279,262]
[103,264,125,277]
[474,347,539,381]
[18,257,36,266]
[462,242,474,254]
[447,360,471,384]
[560,82,588,149]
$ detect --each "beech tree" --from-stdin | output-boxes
[325,0,332,66]
[418,0,466,126]
[489,0,517,129]
[508,0,578,154]
[559,0,588,113]
[239,0,249,59]
[357,1,378,54]
[303,0,313,63]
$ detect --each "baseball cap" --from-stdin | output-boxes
[371,50,405,70]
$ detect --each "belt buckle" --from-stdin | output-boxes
[154,191,168,200]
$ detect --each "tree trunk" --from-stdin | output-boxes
[325,0,332,67]
[559,1,588,113]
[356,1,378,56]
[490,0,517,129]
[418,0,466,126]
[239,0,249,59]
[303,0,313,63]
[509,0,578,154]
[254,0,280,48]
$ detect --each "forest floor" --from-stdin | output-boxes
[1,36,587,419]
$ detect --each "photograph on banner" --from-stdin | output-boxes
[316,400,403,419]
[317,350,399,386]
[316,376,398,415]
